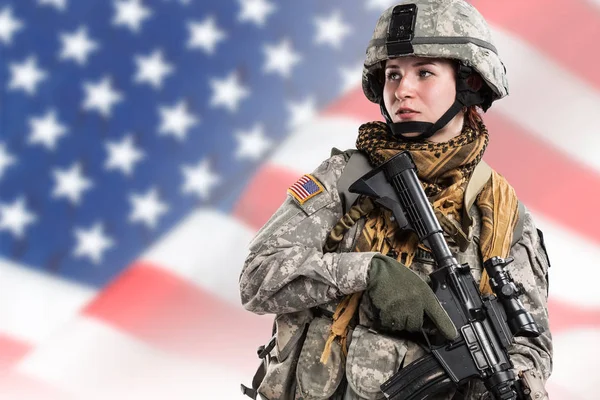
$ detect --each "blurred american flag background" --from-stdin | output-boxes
[0,0,599,398]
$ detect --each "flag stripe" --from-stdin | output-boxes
[473,0,600,91]
[83,262,272,363]
[548,300,600,332]
[0,335,31,370]
[0,370,72,400]
[16,317,256,399]
[0,258,96,344]
[234,165,291,229]
[139,209,257,305]
[549,329,600,399]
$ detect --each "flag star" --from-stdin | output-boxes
[73,222,114,264]
[7,56,47,96]
[263,38,302,78]
[181,159,220,201]
[234,123,273,161]
[187,17,226,55]
[0,6,24,45]
[51,162,94,205]
[237,0,276,27]
[82,76,123,118]
[27,109,68,151]
[112,0,152,33]
[133,49,174,89]
[0,197,37,239]
[287,97,317,130]
[104,134,145,176]
[128,187,169,229]
[314,11,352,49]
[38,0,68,12]
[339,62,363,94]
[58,26,99,66]
[158,100,199,141]
[0,143,17,180]
[209,71,250,113]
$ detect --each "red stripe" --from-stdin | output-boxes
[83,262,273,373]
[471,0,600,90]
[548,299,600,333]
[484,112,600,245]
[233,164,296,229]
[0,335,31,370]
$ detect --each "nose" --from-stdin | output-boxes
[394,75,415,100]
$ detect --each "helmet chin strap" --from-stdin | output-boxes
[382,100,463,141]
[382,65,486,142]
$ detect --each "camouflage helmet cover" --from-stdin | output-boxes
[362,0,508,104]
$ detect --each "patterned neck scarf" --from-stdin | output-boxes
[355,119,519,287]
[356,120,487,223]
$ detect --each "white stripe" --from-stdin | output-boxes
[491,26,600,172]
[588,0,600,10]
[547,328,600,400]
[139,209,255,305]
[13,300,594,400]
[16,317,252,400]
[0,258,96,345]
[271,115,361,172]
[531,212,600,306]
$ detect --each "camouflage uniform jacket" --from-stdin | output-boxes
[239,152,552,400]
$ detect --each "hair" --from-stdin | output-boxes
[464,105,484,130]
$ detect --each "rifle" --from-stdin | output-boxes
[348,151,541,400]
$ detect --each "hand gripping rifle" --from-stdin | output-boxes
[348,151,541,400]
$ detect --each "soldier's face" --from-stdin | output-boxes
[383,56,464,142]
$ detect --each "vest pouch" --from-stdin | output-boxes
[258,310,313,400]
[345,325,408,400]
[296,316,345,399]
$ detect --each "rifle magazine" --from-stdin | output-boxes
[380,353,454,400]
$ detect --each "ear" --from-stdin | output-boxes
[466,74,483,91]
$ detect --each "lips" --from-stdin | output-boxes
[395,108,420,120]
[396,107,418,115]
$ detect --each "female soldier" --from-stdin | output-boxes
[239,0,552,398]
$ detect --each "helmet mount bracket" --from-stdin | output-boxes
[386,4,417,56]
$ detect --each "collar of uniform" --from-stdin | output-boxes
[460,160,492,245]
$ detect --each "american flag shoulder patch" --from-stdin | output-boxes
[287,174,324,205]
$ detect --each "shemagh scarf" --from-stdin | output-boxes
[320,119,520,364]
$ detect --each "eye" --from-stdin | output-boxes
[386,71,400,81]
[419,69,433,78]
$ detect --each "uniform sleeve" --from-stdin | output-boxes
[239,155,377,315]
[506,205,553,381]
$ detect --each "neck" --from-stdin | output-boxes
[426,112,465,143]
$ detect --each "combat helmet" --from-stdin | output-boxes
[363,0,508,140]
